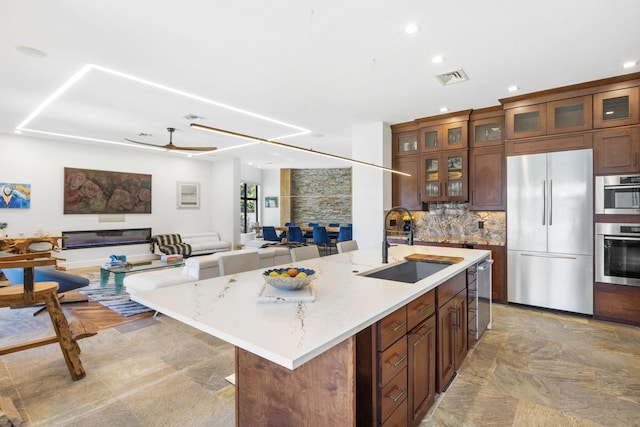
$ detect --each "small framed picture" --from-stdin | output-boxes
[265,196,278,208]
[177,181,200,208]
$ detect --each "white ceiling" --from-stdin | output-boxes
[2,0,640,170]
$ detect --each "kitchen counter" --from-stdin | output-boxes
[131,244,490,425]
[132,244,489,369]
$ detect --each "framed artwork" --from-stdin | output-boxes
[64,168,151,214]
[0,183,31,209]
[265,196,278,208]
[177,181,200,208]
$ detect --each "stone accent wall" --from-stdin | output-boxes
[282,168,352,226]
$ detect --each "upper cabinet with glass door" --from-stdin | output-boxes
[392,130,419,156]
[547,96,593,134]
[594,87,639,128]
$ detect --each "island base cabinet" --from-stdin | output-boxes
[407,315,436,426]
[236,337,357,427]
[437,286,467,392]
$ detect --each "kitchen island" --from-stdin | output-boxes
[131,244,490,426]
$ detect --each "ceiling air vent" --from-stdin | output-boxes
[435,69,469,86]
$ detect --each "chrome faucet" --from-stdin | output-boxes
[382,206,414,263]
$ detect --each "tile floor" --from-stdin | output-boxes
[1,303,639,426]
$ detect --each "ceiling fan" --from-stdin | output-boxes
[125,127,217,151]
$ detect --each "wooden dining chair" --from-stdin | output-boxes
[0,252,96,381]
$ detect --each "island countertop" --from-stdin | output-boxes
[131,244,490,370]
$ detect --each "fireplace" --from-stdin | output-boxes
[62,228,152,250]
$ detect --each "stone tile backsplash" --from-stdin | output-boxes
[388,202,506,246]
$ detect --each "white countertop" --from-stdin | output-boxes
[131,244,490,370]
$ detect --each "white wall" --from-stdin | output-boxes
[1,133,260,267]
[352,122,391,250]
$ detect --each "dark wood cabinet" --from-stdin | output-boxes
[469,146,505,210]
[547,95,593,134]
[436,271,467,392]
[594,87,640,129]
[392,156,422,210]
[593,126,640,175]
[506,104,547,139]
[393,130,420,156]
[594,282,640,326]
[470,114,503,148]
[421,150,468,203]
[407,315,436,426]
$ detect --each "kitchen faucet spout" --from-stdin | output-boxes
[382,206,414,263]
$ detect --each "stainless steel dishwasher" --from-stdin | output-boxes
[469,257,493,347]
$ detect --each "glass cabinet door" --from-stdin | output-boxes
[446,154,464,197]
[470,116,503,147]
[443,122,468,149]
[393,131,419,156]
[419,125,442,152]
[594,88,639,128]
[423,157,440,198]
[506,104,547,139]
[547,96,592,134]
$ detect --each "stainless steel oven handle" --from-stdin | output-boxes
[603,185,640,190]
[603,235,640,241]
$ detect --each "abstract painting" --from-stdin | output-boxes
[0,183,31,209]
[64,167,152,214]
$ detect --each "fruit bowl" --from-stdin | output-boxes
[263,267,316,290]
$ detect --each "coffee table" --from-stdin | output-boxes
[100,260,185,292]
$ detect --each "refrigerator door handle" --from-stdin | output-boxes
[521,253,577,260]
[542,180,546,226]
[549,180,553,226]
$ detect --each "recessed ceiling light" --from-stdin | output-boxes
[622,60,638,69]
[507,85,519,92]
[404,23,419,34]
[16,46,47,58]
[431,55,444,64]
[440,107,449,113]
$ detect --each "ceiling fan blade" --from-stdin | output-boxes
[166,145,218,151]
[125,139,217,151]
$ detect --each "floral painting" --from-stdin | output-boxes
[0,183,31,209]
[64,167,151,214]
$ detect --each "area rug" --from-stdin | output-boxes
[77,273,154,317]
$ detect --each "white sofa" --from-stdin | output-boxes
[125,246,292,294]
[152,232,231,257]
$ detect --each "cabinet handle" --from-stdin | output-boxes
[389,353,408,368]
[388,387,407,403]
[390,321,406,332]
[471,190,474,205]
[456,308,461,330]
[418,303,433,313]
[416,326,432,338]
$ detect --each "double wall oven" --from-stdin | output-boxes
[595,175,640,287]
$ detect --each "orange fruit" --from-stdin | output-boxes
[287,268,298,277]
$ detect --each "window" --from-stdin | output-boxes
[240,183,259,233]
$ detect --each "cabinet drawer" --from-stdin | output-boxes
[379,335,408,387]
[378,306,407,351]
[382,397,408,427]
[436,271,466,308]
[594,283,640,325]
[407,290,435,330]
[379,366,408,423]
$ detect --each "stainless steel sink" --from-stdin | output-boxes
[359,260,451,283]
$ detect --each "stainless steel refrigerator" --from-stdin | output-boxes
[507,149,593,315]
